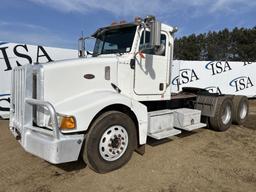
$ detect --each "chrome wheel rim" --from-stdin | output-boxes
[222,105,232,125]
[240,102,248,120]
[99,125,128,161]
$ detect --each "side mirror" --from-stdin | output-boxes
[139,16,163,55]
[150,20,161,47]
[78,36,95,58]
[150,20,164,55]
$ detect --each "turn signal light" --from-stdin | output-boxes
[134,16,142,23]
[60,116,76,129]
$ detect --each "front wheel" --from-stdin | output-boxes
[83,111,137,173]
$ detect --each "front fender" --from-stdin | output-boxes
[54,90,148,145]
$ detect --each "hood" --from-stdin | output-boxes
[41,55,119,106]
[43,55,119,70]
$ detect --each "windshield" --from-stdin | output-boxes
[93,26,137,56]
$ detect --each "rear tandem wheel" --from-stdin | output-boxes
[232,96,249,125]
[209,96,233,131]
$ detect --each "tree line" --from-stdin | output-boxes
[174,27,256,62]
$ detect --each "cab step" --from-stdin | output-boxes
[147,128,181,140]
[175,123,206,131]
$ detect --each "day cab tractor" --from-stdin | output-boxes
[9,16,249,173]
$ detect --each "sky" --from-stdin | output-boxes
[0,0,255,49]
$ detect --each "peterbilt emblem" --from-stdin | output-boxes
[83,74,95,79]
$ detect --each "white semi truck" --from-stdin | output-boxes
[9,16,249,173]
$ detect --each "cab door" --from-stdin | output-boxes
[134,31,169,95]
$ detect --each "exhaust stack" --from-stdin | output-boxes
[78,33,85,58]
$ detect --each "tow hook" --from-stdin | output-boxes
[15,129,21,140]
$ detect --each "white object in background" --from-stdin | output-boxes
[0,41,77,118]
[171,60,256,97]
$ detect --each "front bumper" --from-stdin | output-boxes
[10,98,84,164]
[23,127,83,164]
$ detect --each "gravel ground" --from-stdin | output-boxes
[0,101,255,192]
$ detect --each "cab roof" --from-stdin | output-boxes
[92,23,137,37]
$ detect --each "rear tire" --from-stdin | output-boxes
[232,96,249,125]
[83,111,136,173]
[209,96,233,131]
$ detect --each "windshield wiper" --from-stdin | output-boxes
[116,52,124,56]
[92,51,124,57]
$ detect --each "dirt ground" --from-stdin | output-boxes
[0,101,255,192]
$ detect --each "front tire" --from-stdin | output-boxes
[83,111,137,173]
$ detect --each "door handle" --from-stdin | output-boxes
[159,83,164,91]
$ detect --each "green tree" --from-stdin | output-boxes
[174,27,256,61]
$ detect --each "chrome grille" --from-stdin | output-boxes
[10,66,27,131]
[10,64,47,136]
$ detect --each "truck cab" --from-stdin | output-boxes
[83,16,175,101]
[9,16,249,173]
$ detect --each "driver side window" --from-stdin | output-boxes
[139,31,167,56]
